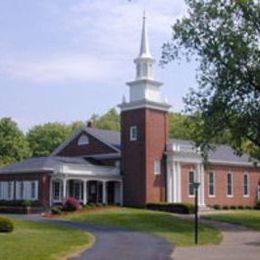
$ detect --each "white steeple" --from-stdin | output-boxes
[119,13,170,112]
[134,13,155,80]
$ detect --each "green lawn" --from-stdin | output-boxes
[206,210,260,230]
[0,218,94,260]
[66,207,222,246]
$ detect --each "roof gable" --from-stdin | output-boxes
[52,127,120,157]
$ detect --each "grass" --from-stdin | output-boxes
[66,207,222,246]
[0,218,94,260]
[206,210,260,230]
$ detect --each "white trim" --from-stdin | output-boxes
[130,126,138,141]
[77,135,90,146]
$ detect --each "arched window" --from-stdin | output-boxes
[78,135,89,146]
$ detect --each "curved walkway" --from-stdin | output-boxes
[14,214,174,260]
[173,217,260,260]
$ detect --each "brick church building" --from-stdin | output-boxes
[0,16,260,209]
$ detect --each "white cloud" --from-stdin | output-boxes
[0,0,187,84]
[0,53,125,83]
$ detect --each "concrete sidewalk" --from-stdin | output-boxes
[173,218,260,260]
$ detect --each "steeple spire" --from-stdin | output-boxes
[139,10,152,58]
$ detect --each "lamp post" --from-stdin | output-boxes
[193,181,200,245]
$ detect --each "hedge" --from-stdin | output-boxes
[0,217,14,233]
[146,202,195,214]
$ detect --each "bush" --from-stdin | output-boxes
[0,217,14,233]
[63,197,81,212]
[146,202,195,214]
[238,205,244,210]
[230,205,237,210]
[0,200,40,207]
[222,205,230,210]
[255,200,260,210]
[51,206,62,215]
[213,204,221,210]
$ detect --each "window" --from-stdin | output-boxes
[19,182,24,200]
[53,180,62,202]
[189,171,195,196]
[154,160,161,175]
[208,172,215,197]
[78,135,89,146]
[227,173,233,197]
[0,182,2,200]
[31,182,36,199]
[243,174,249,196]
[130,126,137,141]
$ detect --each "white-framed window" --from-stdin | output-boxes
[130,126,137,141]
[78,135,89,146]
[243,174,249,197]
[16,181,38,201]
[115,161,120,169]
[53,180,62,202]
[188,171,195,196]
[0,181,14,200]
[154,160,161,175]
[208,172,215,197]
[227,173,233,197]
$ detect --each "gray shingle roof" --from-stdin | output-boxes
[170,139,256,165]
[85,127,121,149]
[0,156,91,174]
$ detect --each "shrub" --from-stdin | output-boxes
[245,205,253,210]
[21,200,32,207]
[222,205,230,210]
[230,205,237,210]
[146,202,195,214]
[0,217,14,233]
[51,206,62,215]
[0,200,40,207]
[63,197,81,212]
[255,200,260,210]
[238,205,244,210]
[213,204,221,210]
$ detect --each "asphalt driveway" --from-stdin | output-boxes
[11,214,174,260]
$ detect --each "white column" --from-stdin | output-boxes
[83,180,87,205]
[102,181,107,204]
[49,178,53,206]
[63,179,67,200]
[177,162,182,202]
[167,161,173,202]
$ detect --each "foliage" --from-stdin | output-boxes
[63,197,81,212]
[90,108,120,131]
[0,217,14,233]
[0,200,40,207]
[255,199,260,209]
[146,202,195,214]
[51,206,63,215]
[66,207,221,246]
[0,118,31,166]
[26,122,71,157]
[162,0,260,159]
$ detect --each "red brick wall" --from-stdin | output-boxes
[180,164,260,207]
[57,133,116,157]
[121,108,168,207]
[204,165,260,207]
[0,172,51,207]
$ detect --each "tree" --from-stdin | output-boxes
[0,118,31,166]
[27,123,71,157]
[162,0,260,159]
[90,108,120,131]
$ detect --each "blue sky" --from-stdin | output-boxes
[0,0,197,132]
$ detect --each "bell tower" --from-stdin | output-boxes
[119,14,170,207]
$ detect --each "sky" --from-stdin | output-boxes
[0,0,197,132]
